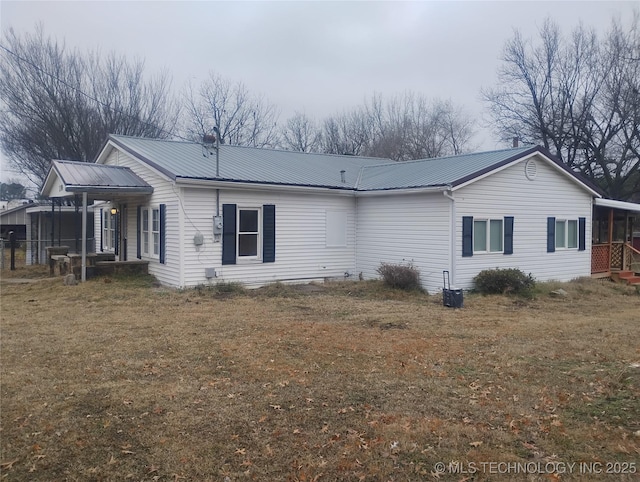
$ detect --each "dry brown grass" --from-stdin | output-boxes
[1,271,639,481]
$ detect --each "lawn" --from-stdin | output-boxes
[1,270,638,481]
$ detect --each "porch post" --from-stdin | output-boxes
[81,191,87,282]
[608,208,614,270]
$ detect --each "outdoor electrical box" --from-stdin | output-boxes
[213,216,223,235]
[193,232,204,246]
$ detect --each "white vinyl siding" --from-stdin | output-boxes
[100,148,180,286]
[455,154,592,289]
[356,191,451,294]
[179,187,357,287]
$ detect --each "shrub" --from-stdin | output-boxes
[376,262,422,291]
[473,268,535,296]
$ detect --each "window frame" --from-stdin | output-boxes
[473,218,504,254]
[236,206,262,261]
[555,219,579,250]
[140,206,160,259]
[103,209,116,252]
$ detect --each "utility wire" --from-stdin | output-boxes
[0,42,195,143]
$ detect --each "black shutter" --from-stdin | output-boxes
[578,217,586,251]
[263,204,275,263]
[159,204,166,264]
[462,216,473,257]
[547,217,556,253]
[99,208,103,252]
[136,206,141,259]
[222,204,237,265]
[504,216,514,255]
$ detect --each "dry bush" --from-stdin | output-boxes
[376,262,422,291]
[473,267,535,296]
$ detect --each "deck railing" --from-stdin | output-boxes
[591,244,610,273]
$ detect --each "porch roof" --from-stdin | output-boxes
[595,198,640,213]
[41,160,153,198]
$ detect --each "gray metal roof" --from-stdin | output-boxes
[357,146,538,190]
[108,135,389,189]
[53,159,153,193]
[102,135,597,195]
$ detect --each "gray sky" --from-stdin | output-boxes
[0,0,636,188]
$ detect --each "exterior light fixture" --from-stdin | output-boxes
[110,207,118,215]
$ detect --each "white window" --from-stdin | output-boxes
[142,209,149,255]
[556,219,578,249]
[474,219,503,253]
[141,207,160,258]
[152,208,160,255]
[237,208,260,259]
[103,210,116,251]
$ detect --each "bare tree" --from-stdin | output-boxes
[483,15,640,200]
[321,106,372,156]
[280,112,322,152]
[319,92,475,160]
[183,73,279,148]
[0,26,180,187]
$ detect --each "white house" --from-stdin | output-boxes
[42,134,631,293]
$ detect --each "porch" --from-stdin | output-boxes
[591,198,640,282]
[40,159,154,282]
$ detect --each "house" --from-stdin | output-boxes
[40,134,639,292]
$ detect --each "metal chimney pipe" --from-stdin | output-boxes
[513,137,519,148]
[340,170,346,183]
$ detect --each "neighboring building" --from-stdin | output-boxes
[41,135,639,292]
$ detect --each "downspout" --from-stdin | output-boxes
[214,126,221,243]
[442,187,456,287]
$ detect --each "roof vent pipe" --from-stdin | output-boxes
[512,137,519,148]
[340,170,346,183]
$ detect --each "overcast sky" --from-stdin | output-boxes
[0,0,637,188]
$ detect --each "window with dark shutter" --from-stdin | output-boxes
[222,204,237,265]
[578,217,586,251]
[136,206,141,259]
[99,209,103,252]
[547,217,556,253]
[504,216,514,255]
[462,216,473,257]
[263,204,275,263]
[159,204,166,264]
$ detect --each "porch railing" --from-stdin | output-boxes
[591,244,610,274]
[592,242,640,274]
[624,243,640,273]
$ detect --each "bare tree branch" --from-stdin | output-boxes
[0,26,180,187]
[483,13,640,200]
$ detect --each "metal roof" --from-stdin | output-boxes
[108,135,390,189]
[51,160,153,193]
[357,146,538,190]
[102,135,598,196]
